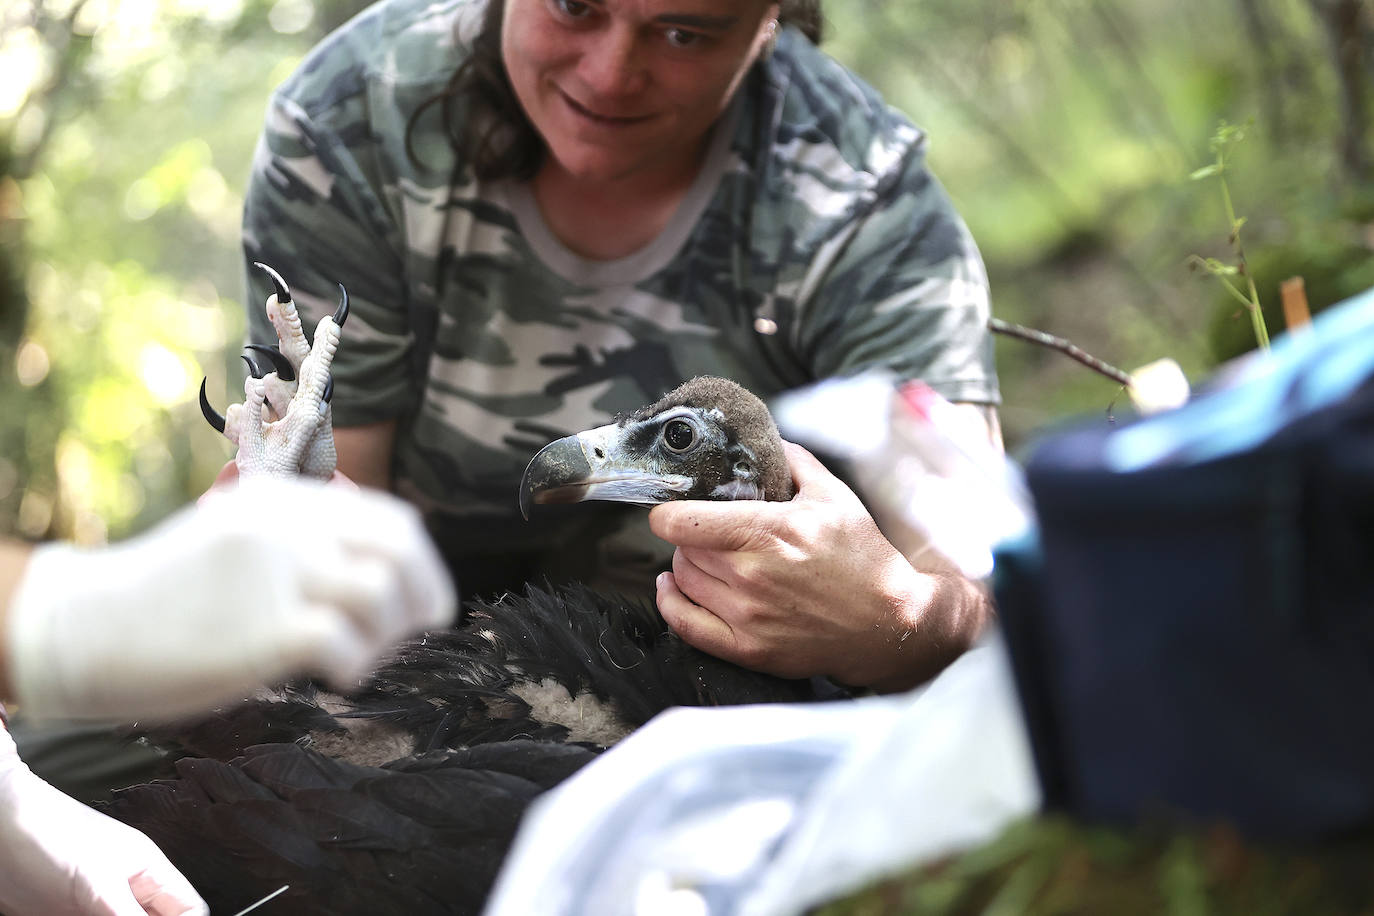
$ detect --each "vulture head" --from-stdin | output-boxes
[520,376,793,519]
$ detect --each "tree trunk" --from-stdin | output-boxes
[1306,0,1372,181]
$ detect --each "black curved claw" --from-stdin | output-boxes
[254,262,292,304]
[241,352,266,380]
[244,344,296,382]
[333,283,349,327]
[199,378,226,434]
[321,373,334,405]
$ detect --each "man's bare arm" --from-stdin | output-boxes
[334,419,399,491]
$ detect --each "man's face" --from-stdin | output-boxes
[501,0,778,184]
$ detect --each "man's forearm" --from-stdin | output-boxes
[857,401,1002,693]
[334,420,399,491]
[875,563,993,693]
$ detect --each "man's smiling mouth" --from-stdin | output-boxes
[561,91,651,126]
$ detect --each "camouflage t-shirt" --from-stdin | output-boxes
[242,0,999,594]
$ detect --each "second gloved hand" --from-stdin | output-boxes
[0,723,208,916]
[6,478,457,722]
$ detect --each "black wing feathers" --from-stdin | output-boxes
[106,740,601,916]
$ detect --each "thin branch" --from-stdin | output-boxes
[11,0,93,180]
[987,317,1133,387]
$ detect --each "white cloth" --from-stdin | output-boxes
[485,635,1039,916]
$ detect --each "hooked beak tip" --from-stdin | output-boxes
[519,434,594,520]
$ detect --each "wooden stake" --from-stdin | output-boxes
[1280,276,1311,331]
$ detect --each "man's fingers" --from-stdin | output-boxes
[197,461,240,506]
[81,868,148,916]
[284,604,380,688]
[781,440,852,499]
[325,497,458,631]
[671,548,733,607]
[398,539,458,630]
[649,500,775,550]
[292,539,455,673]
[129,863,209,916]
[326,469,360,489]
[297,554,408,641]
[649,443,857,550]
[353,533,457,632]
[655,571,739,660]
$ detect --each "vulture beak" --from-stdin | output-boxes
[519,423,693,520]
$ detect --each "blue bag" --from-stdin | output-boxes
[994,287,1374,838]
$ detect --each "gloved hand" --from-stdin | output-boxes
[6,478,457,722]
[0,724,208,915]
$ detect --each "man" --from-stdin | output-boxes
[244,0,1000,693]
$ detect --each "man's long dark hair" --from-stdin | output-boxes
[406,0,823,180]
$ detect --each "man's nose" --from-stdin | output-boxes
[577,24,649,99]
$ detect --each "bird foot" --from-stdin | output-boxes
[199,263,350,480]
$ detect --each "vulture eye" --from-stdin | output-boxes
[662,418,697,453]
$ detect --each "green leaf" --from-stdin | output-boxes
[1189,164,1221,180]
[1209,119,1247,152]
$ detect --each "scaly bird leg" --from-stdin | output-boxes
[199,264,349,480]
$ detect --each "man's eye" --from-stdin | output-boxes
[664,27,704,48]
[555,0,591,18]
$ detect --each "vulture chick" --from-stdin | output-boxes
[104,367,830,915]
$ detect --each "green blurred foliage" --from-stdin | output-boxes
[1,0,1371,538]
[0,0,331,541]
[824,0,1374,441]
[817,815,1374,916]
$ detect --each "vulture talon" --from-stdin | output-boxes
[253,261,292,304]
[240,351,266,380]
[321,373,334,405]
[198,378,226,434]
[333,283,350,327]
[243,344,296,382]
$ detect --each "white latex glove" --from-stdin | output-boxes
[0,724,208,915]
[6,478,457,722]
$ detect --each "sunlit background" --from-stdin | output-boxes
[2,0,1372,543]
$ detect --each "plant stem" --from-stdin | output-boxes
[1219,171,1239,229]
[1218,169,1270,350]
[1244,273,1270,349]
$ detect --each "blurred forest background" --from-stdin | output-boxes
[1,0,1372,544]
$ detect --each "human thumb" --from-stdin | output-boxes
[781,440,852,501]
[129,861,209,916]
